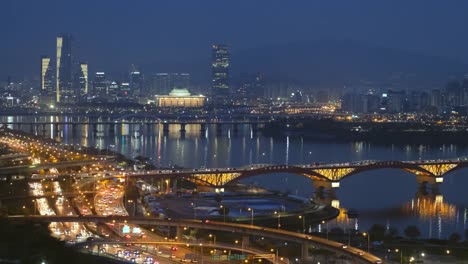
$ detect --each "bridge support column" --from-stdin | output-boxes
[109,124,115,135]
[242,235,250,248]
[312,181,337,201]
[162,123,169,134]
[41,124,47,136]
[200,123,206,133]
[416,175,442,195]
[176,226,183,241]
[301,242,310,260]
[180,123,186,133]
[216,124,222,135]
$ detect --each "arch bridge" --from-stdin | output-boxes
[127,158,468,190]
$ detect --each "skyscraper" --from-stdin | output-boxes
[78,63,88,95]
[129,71,143,98]
[40,56,54,96]
[211,44,230,98]
[56,33,73,103]
[151,73,171,95]
[93,72,107,97]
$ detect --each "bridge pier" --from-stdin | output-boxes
[162,123,169,134]
[416,175,442,195]
[180,123,186,133]
[200,123,206,133]
[312,181,338,200]
[216,123,222,135]
[41,124,47,136]
[251,123,258,135]
[233,123,239,134]
[301,242,310,261]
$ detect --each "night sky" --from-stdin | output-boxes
[2,0,468,81]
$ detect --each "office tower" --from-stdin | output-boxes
[40,56,54,95]
[93,72,107,97]
[211,44,230,97]
[56,33,73,103]
[78,63,88,95]
[108,81,119,98]
[172,73,190,89]
[129,71,143,97]
[120,82,131,98]
[152,73,170,95]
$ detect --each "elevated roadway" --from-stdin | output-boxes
[7,215,383,264]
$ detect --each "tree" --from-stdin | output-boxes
[404,225,421,239]
[386,227,399,239]
[449,232,461,243]
[369,224,386,241]
[214,193,223,204]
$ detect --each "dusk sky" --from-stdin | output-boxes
[2,0,468,81]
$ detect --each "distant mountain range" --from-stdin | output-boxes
[146,39,468,89]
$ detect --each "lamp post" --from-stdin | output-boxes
[248,208,254,226]
[270,248,279,263]
[199,243,204,264]
[220,205,226,223]
[274,211,281,229]
[321,220,329,240]
[191,203,197,220]
[209,233,216,245]
[298,215,305,233]
[363,232,370,253]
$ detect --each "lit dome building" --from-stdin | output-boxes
[155,87,205,107]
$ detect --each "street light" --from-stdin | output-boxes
[209,233,216,245]
[248,208,254,226]
[199,243,204,264]
[298,215,305,233]
[274,211,281,229]
[395,248,402,264]
[363,232,370,253]
[321,220,329,240]
[220,205,226,222]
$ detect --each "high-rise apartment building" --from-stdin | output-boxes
[40,56,54,96]
[78,63,88,95]
[211,44,230,97]
[56,33,73,103]
[129,71,143,97]
[93,72,107,97]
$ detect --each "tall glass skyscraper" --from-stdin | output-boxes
[211,44,230,98]
[56,33,73,103]
[78,63,88,95]
[40,56,54,96]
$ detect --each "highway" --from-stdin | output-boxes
[8,215,383,264]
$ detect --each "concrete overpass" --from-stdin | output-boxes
[7,215,383,264]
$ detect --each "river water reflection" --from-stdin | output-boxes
[3,116,468,239]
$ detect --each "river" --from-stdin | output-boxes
[2,115,468,240]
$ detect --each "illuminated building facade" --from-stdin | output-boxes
[155,88,205,107]
[211,44,230,97]
[78,63,88,95]
[93,72,107,97]
[129,71,143,98]
[56,33,73,103]
[40,56,54,95]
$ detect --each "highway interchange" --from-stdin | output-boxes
[0,129,384,264]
